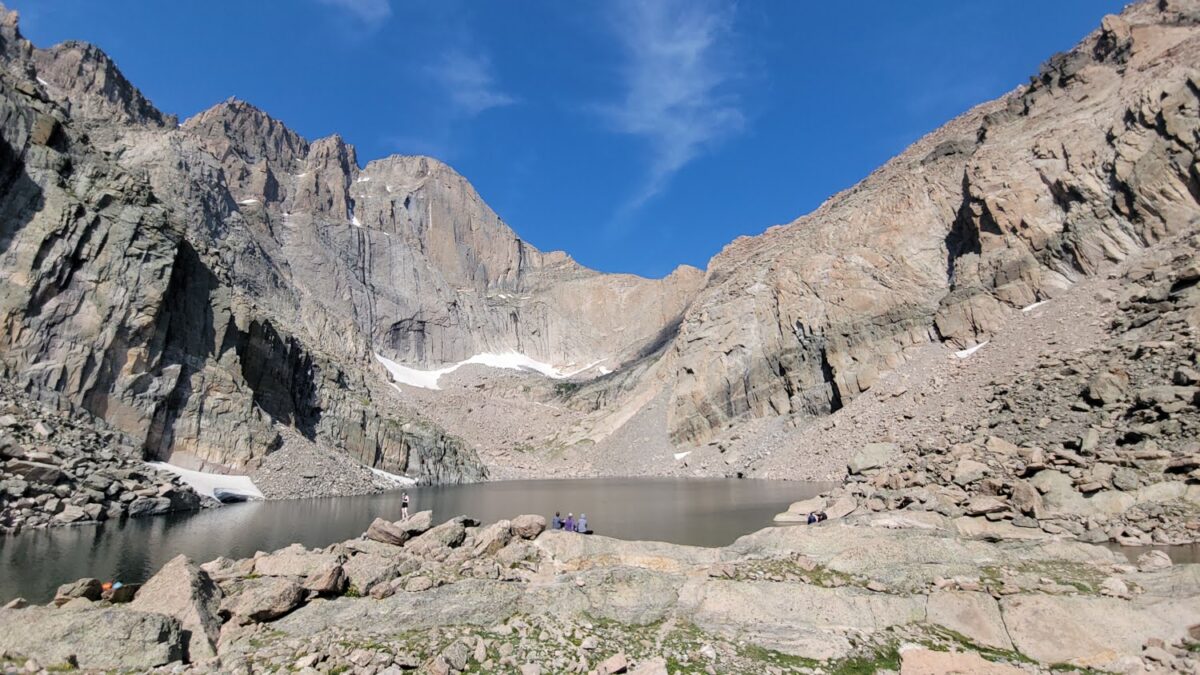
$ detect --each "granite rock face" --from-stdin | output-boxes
[662,0,1200,444]
[0,4,705,485]
[0,10,468,483]
[3,0,1200,484]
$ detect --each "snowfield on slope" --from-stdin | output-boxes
[375,352,606,390]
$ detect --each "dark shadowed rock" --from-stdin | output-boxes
[53,578,101,606]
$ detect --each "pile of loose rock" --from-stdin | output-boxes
[780,238,1200,547]
[0,381,203,534]
[250,433,412,500]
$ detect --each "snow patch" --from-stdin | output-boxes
[954,341,989,359]
[375,352,602,390]
[673,451,692,461]
[147,462,264,501]
[36,76,49,87]
[237,198,259,205]
[356,176,372,183]
[351,214,363,227]
[1021,300,1048,312]
[370,467,417,486]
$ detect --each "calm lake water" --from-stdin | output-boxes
[0,478,829,603]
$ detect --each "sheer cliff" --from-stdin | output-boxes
[0,6,699,482]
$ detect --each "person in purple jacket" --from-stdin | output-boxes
[564,512,575,532]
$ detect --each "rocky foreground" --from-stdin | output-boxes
[1,510,1198,674]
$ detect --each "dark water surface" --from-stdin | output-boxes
[0,478,829,603]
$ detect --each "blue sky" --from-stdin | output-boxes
[11,1,1127,278]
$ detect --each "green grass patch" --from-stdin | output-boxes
[830,645,901,675]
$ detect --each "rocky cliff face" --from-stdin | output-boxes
[2,0,1197,484]
[0,10,490,482]
[663,0,1200,445]
[0,5,703,483]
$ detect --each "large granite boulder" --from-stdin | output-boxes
[129,554,223,661]
[0,607,184,669]
[221,578,305,625]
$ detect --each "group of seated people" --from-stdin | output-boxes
[551,511,589,533]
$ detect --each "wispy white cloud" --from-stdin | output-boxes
[315,0,392,23]
[603,0,744,212]
[427,50,517,116]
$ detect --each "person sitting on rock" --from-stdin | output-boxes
[552,511,563,530]
[577,513,588,533]
[564,512,575,532]
[807,512,818,525]
[816,511,828,522]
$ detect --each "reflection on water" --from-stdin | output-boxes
[0,478,829,603]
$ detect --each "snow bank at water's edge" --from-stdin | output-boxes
[147,462,264,500]
[370,467,417,486]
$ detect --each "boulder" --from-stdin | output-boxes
[406,518,468,555]
[0,606,184,669]
[5,460,61,483]
[964,496,1008,516]
[511,514,546,540]
[303,562,347,595]
[366,517,411,546]
[343,554,406,594]
[472,520,513,557]
[984,436,1020,456]
[130,554,223,661]
[254,544,337,577]
[597,652,629,674]
[405,576,435,592]
[53,578,102,606]
[54,504,90,523]
[1085,370,1129,405]
[127,496,172,517]
[398,510,434,536]
[222,578,305,624]
[953,459,989,486]
[848,443,896,474]
[1009,480,1043,518]
[825,497,858,520]
[1135,481,1187,505]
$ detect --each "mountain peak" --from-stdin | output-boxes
[184,98,309,165]
[28,37,167,127]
